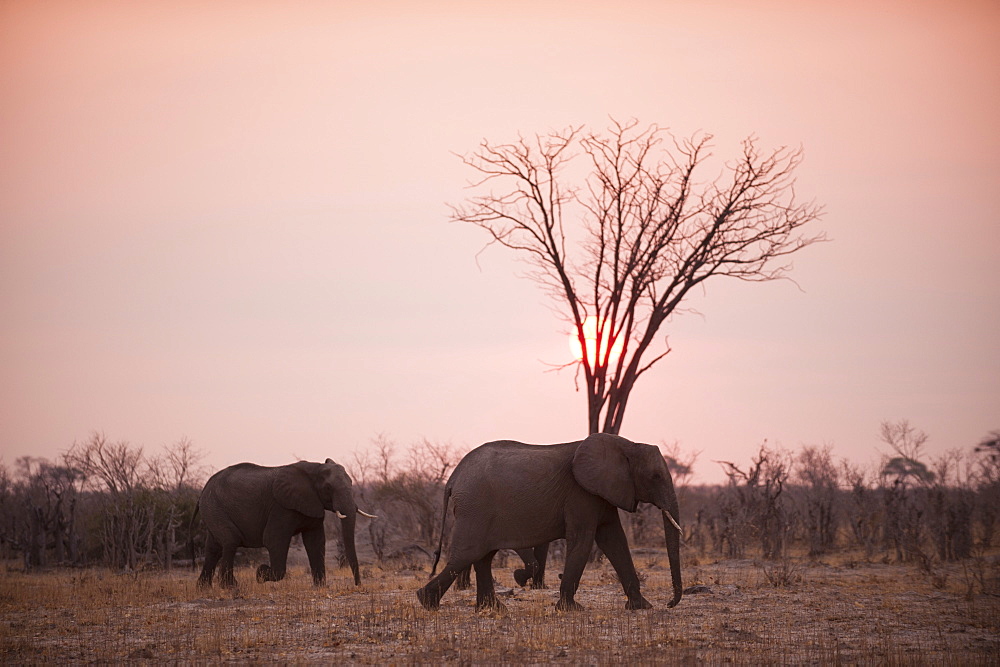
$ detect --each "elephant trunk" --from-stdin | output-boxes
[340,510,360,586]
[661,506,683,608]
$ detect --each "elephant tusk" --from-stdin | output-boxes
[357,509,378,519]
[663,509,682,533]
[335,511,347,519]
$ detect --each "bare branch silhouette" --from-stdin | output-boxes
[454,119,824,434]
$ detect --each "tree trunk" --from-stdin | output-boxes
[165,519,176,572]
[66,497,78,564]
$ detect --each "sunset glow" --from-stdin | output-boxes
[569,316,625,367]
[0,0,996,484]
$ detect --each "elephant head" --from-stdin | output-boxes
[273,458,366,585]
[572,433,683,607]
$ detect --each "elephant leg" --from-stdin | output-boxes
[456,565,472,590]
[511,545,546,588]
[473,550,505,612]
[417,559,472,610]
[557,527,596,611]
[301,528,327,586]
[532,543,549,589]
[512,549,534,587]
[219,545,238,589]
[198,533,222,589]
[418,516,491,610]
[596,516,650,610]
[258,531,292,583]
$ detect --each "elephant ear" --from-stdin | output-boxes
[273,465,325,518]
[572,433,637,512]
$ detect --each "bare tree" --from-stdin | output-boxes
[973,430,1000,546]
[159,436,207,494]
[877,420,936,563]
[9,457,82,569]
[348,436,463,564]
[717,443,790,559]
[794,444,839,556]
[841,459,880,558]
[65,433,202,571]
[66,434,145,497]
[374,439,461,548]
[925,449,974,561]
[879,420,934,484]
[146,438,206,570]
[453,119,824,434]
[348,436,395,563]
[660,440,699,493]
[974,430,1000,461]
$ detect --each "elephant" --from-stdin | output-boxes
[196,458,376,589]
[417,433,682,612]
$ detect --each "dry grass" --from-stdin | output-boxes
[2,553,998,664]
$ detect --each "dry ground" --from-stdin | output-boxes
[2,552,998,664]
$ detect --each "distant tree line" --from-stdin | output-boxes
[2,422,998,577]
[663,422,1000,569]
[0,433,205,571]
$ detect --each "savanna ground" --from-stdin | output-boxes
[2,550,999,664]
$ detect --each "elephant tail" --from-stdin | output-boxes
[188,502,200,572]
[428,485,452,579]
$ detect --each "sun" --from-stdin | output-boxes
[569,316,624,366]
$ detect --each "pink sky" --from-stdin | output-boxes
[2,1,998,483]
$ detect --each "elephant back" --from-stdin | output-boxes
[449,440,578,511]
[202,463,271,500]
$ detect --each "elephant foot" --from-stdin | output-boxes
[513,568,530,587]
[196,576,213,590]
[416,586,440,611]
[555,597,585,612]
[625,595,653,610]
[476,597,508,615]
[219,571,238,589]
[257,564,287,583]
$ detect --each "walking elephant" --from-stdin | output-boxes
[196,459,376,589]
[417,433,682,612]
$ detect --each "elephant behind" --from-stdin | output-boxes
[196,458,374,588]
[418,433,682,613]
[455,545,549,590]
